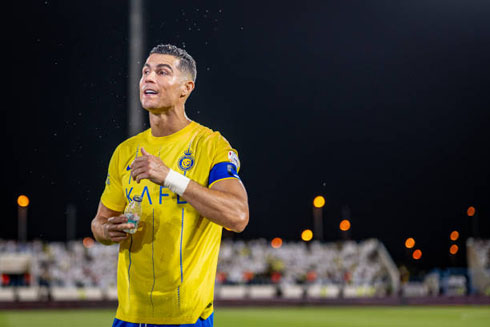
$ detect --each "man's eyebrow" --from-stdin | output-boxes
[144,63,173,71]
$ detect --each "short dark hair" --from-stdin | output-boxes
[149,44,197,82]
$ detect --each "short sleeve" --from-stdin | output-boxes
[208,133,241,188]
[100,145,127,212]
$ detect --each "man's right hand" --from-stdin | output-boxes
[103,215,134,243]
[91,202,130,245]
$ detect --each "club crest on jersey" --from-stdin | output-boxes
[178,150,195,171]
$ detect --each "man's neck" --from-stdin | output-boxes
[148,106,191,137]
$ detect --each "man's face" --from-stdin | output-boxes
[139,54,188,112]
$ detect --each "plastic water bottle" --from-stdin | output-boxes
[124,195,142,234]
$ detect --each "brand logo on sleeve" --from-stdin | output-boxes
[228,151,240,170]
[178,150,195,171]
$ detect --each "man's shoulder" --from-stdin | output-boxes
[192,121,228,145]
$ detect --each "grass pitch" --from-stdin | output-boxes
[0,306,489,327]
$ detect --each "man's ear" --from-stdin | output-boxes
[181,80,195,98]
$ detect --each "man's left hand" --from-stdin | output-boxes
[130,147,170,185]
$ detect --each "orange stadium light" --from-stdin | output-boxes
[313,196,325,208]
[467,206,476,217]
[339,219,351,231]
[82,237,95,249]
[412,249,422,260]
[271,237,283,249]
[450,230,459,241]
[405,238,415,249]
[301,229,313,242]
[450,244,459,255]
[17,195,30,207]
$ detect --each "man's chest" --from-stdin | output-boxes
[118,142,212,207]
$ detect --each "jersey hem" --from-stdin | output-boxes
[199,309,214,320]
[115,313,198,325]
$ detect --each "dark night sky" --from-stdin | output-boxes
[6,0,490,270]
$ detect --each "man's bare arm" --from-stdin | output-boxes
[130,147,249,232]
[182,178,249,232]
[91,202,134,245]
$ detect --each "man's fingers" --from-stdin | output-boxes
[136,173,150,183]
[131,167,145,178]
[130,159,144,170]
[131,162,149,178]
[141,147,150,156]
[108,223,135,232]
[131,156,150,170]
[108,215,128,224]
[110,233,129,243]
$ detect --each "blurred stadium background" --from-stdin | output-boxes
[4,0,490,326]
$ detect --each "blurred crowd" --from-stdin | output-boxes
[0,238,390,289]
[471,239,490,271]
[217,239,389,287]
[0,240,118,288]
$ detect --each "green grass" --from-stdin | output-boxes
[0,306,489,327]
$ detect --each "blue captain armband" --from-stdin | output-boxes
[208,162,240,187]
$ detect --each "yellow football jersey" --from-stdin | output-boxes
[100,121,240,324]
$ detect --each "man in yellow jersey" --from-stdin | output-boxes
[91,44,249,327]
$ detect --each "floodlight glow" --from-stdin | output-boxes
[271,237,283,249]
[313,196,325,208]
[405,238,415,249]
[301,229,313,242]
[17,195,30,207]
[339,219,351,231]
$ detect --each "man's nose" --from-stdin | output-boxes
[143,71,156,83]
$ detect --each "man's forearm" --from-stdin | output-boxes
[181,180,249,232]
[91,217,113,245]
